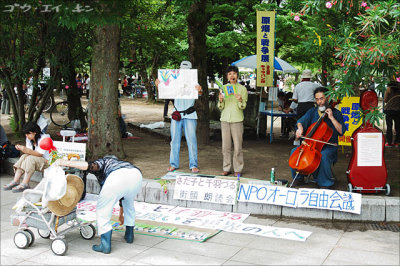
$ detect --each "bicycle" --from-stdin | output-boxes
[50,101,87,127]
[24,83,54,113]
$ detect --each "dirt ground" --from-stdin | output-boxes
[1,97,399,196]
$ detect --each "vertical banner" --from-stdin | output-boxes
[338,97,362,146]
[257,10,276,87]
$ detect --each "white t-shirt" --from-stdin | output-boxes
[293,81,320,103]
[25,134,51,160]
[85,77,90,90]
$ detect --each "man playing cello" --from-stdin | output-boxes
[289,87,346,189]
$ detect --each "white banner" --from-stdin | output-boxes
[237,184,361,214]
[173,175,238,205]
[76,195,311,241]
[157,69,198,99]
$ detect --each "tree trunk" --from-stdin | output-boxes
[88,24,124,160]
[187,0,209,145]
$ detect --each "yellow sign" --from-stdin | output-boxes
[256,10,276,87]
[338,97,362,146]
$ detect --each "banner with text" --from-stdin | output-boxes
[173,175,238,205]
[256,10,275,87]
[338,97,362,146]
[237,184,361,214]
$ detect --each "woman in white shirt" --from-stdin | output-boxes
[2,122,50,192]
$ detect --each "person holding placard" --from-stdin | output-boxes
[156,61,202,173]
[218,65,248,177]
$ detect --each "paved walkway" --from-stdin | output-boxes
[1,175,399,265]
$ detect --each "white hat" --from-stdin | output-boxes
[301,69,312,79]
[180,61,192,69]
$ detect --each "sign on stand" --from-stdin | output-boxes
[53,141,86,161]
[173,176,238,205]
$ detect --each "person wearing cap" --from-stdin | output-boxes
[218,65,248,177]
[155,61,202,173]
[2,122,50,193]
[55,155,142,254]
[292,69,320,119]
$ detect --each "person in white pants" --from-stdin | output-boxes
[56,155,142,254]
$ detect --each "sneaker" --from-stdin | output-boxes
[385,143,393,147]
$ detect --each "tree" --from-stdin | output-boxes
[187,0,209,144]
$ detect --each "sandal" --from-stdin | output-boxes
[167,166,176,172]
[191,167,200,173]
[12,183,30,193]
[2,181,20,191]
[220,171,231,176]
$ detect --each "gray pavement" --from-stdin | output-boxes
[1,174,399,265]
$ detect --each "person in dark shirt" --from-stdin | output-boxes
[56,155,142,254]
[289,87,345,189]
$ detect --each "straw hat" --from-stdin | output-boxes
[301,69,313,79]
[47,174,84,216]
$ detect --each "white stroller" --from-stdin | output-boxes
[12,173,96,256]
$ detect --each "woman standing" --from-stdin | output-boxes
[218,66,248,177]
[2,122,50,192]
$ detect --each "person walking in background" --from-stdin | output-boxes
[155,61,202,173]
[218,65,248,177]
[163,99,174,122]
[1,87,10,114]
[84,74,90,99]
[292,69,320,119]
[384,81,400,147]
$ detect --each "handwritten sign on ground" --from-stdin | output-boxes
[237,184,361,214]
[173,176,238,205]
[158,69,198,99]
[76,194,311,241]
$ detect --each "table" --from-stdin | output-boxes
[259,110,297,143]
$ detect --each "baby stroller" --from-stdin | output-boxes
[12,174,96,256]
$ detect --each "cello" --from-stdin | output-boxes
[288,100,339,175]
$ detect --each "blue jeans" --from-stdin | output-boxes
[170,118,198,169]
[289,145,337,187]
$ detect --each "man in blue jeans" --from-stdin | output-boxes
[156,61,202,173]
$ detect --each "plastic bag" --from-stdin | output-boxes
[43,165,66,202]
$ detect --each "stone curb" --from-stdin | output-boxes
[2,158,399,222]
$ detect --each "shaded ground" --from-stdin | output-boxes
[1,97,399,196]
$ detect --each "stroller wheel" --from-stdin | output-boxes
[51,238,68,256]
[38,228,51,239]
[14,231,30,249]
[24,229,35,246]
[347,183,353,193]
[80,224,96,240]
[385,184,391,196]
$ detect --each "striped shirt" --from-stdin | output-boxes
[89,155,140,186]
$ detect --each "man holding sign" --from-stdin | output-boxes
[156,61,202,173]
[218,66,248,177]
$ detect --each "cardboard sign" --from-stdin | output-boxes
[53,141,86,161]
[157,69,198,99]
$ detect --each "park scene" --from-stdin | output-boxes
[0,0,399,265]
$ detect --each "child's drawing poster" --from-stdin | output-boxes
[223,84,237,98]
[158,69,198,99]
